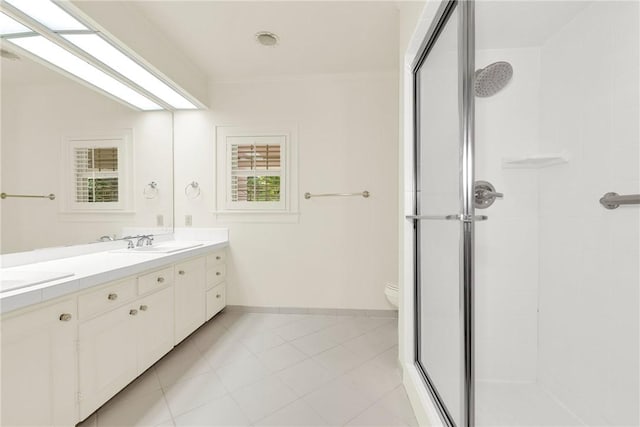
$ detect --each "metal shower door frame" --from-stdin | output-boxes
[411,1,476,427]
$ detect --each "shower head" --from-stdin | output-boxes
[474,61,513,97]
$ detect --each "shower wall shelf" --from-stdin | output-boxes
[502,152,569,169]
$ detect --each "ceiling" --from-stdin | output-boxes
[127,1,401,81]
[1,1,594,87]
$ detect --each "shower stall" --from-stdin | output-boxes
[408,1,639,426]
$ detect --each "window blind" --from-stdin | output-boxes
[74,147,119,203]
[230,143,281,202]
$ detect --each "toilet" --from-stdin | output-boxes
[384,283,399,308]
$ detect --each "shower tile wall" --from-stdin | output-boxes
[538,2,639,425]
[476,2,638,425]
[474,47,542,382]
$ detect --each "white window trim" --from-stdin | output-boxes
[214,125,299,222]
[60,130,134,214]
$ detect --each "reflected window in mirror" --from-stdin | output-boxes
[62,131,133,212]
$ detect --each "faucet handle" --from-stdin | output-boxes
[135,235,154,247]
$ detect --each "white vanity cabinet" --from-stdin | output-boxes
[78,299,138,419]
[0,298,78,427]
[77,274,175,419]
[206,250,227,320]
[174,257,206,344]
[136,285,174,372]
[1,246,227,425]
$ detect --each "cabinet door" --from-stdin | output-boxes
[136,286,174,373]
[174,257,206,344]
[1,299,77,426]
[78,305,137,420]
[206,283,226,321]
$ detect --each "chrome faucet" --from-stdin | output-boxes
[136,235,154,247]
[98,235,115,242]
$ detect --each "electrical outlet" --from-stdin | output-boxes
[185,215,192,227]
[156,214,164,227]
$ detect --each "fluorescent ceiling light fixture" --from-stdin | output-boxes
[3,0,87,31]
[63,34,197,109]
[9,36,161,110]
[0,11,31,35]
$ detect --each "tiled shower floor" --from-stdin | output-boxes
[476,381,585,427]
[78,310,417,427]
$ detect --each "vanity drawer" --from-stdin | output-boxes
[206,264,226,289]
[78,278,136,320]
[206,250,226,267]
[206,283,226,320]
[138,267,174,295]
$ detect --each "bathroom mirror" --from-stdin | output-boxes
[0,52,174,254]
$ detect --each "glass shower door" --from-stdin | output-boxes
[411,2,475,427]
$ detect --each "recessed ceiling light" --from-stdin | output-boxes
[4,0,87,31]
[255,31,279,47]
[9,36,161,110]
[1,1,202,110]
[0,11,31,35]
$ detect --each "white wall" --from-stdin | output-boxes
[537,2,639,425]
[1,79,173,254]
[174,71,399,310]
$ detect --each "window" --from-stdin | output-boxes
[62,131,133,212]
[74,147,119,203]
[216,126,298,219]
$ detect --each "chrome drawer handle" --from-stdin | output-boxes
[139,305,148,311]
[157,277,165,283]
[108,293,118,300]
[59,313,72,321]
[129,309,138,316]
[178,270,185,275]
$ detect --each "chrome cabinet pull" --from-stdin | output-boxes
[59,313,72,321]
[157,277,165,283]
[216,294,221,299]
[216,255,221,260]
[108,293,118,301]
[129,309,138,316]
[216,271,221,276]
[178,270,185,275]
[139,305,148,311]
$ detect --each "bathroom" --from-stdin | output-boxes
[0,1,638,427]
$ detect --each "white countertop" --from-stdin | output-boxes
[0,238,228,315]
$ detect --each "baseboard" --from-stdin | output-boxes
[225,305,398,318]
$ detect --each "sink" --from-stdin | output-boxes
[111,243,204,254]
[0,271,75,293]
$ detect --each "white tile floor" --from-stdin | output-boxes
[78,311,417,427]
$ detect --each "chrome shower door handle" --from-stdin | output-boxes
[405,214,488,222]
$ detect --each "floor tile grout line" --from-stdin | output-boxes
[338,384,411,427]
[89,312,405,427]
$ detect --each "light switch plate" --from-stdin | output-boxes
[185,215,192,226]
